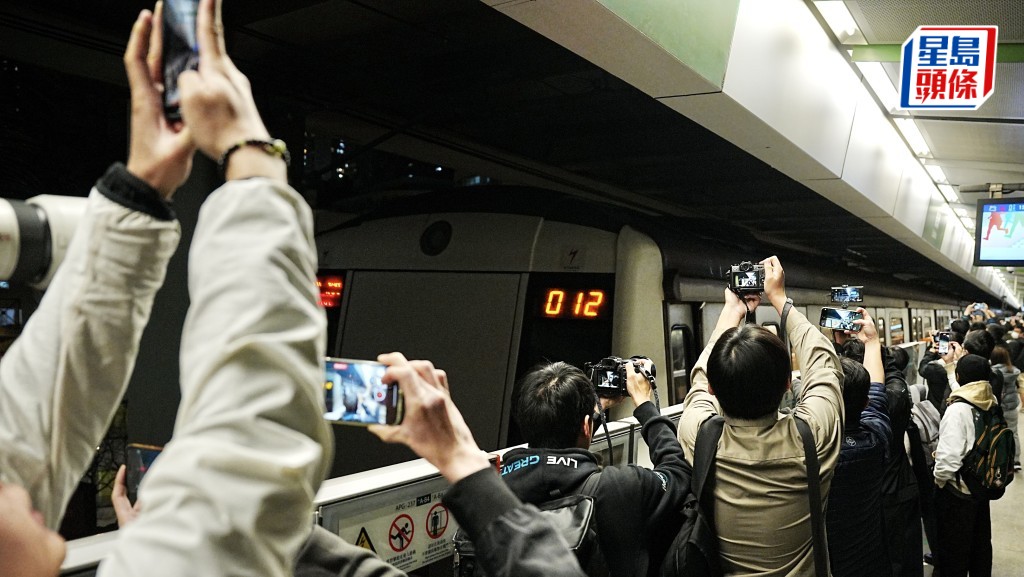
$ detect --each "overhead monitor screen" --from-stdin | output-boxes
[975,200,1024,266]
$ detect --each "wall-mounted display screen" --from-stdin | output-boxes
[974,200,1024,266]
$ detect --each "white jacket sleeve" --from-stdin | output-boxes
[100,178,333,577]
[0,170,180,528]
[933,402,974,488]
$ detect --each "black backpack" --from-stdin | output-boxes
[452,472,608,577]
[955,400,1015,500]
[660,416,724,577]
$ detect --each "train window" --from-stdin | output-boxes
[889,317,905,345]
[668,324,694,404]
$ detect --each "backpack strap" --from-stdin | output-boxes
[795,417,829,577]
[693,416,726,520]
[577,470,602,497]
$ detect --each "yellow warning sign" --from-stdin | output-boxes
[355,527,376,553]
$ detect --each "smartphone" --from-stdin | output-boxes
[935,331,952,355]
[819,307,863,332]
[973,302,985,310]
[830,286,863,304]
[323,357,403,426]
[125,443,163,503]
[162,0,201,120]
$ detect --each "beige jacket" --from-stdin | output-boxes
[0,170,332,577]
[933,379,997,494]
[679,308,844,577]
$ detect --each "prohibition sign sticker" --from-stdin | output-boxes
[425,504,449,539]
[389,514,414,552]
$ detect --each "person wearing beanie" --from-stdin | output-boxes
[932,354,998,576]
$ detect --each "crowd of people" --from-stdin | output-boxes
[0,2,1017,577]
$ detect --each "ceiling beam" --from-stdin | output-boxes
[849,43,1024,63]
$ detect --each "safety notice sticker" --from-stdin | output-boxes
[329,489,458,572]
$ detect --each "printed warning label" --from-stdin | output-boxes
[331,488,458,572]
[355,527,375,553]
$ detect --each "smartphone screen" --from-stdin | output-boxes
[162,0,201,120]
[936,331,951,355]
[125,443,163,503]
[324,358,403,426]
[819,307,863,332]
[830,286,864,304]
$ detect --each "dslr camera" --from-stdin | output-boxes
[584,356,656,398]
[729,261,765,294]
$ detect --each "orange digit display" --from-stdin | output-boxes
[583,291,604,317]
[541,288,607,319]
[544,290,566,316]
[317,275,345,309]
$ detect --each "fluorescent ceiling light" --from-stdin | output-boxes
[938,184,958,203]
[813,1,865,44]
[857,61,899,113]
[925,164,948,184]
[895,118,931,157]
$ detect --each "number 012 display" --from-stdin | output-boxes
[541,289,607,319]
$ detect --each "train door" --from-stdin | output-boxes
[664,302,697,405]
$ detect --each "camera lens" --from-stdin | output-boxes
[739,261,752,272]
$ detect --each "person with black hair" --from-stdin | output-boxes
[498,360,691,577]
[842,339,865,364]
[933,354,999,576]
[678,256,843,577]
[826,310,892,577]
[990,345,1021,471]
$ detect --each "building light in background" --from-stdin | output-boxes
[938,184,959,203]
[924,164,948,184]
[813,1,865,44]
[895,118,931,157]
[856,61,899,113]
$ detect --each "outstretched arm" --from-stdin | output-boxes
[102,1,331,575]
[371,354,586,577]
[0,0,191,528]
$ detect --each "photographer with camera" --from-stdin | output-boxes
[678,255,844,577]
[496,358,691,577]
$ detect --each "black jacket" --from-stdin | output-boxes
[918,351,949,416]
[881,348,923,577]
[500,401,692,577]
[827,380,892,577]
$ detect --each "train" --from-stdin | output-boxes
[315,185,981,477]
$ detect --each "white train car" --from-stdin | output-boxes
[315,188,968,477]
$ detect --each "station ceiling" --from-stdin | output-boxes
[0,0,1021,305]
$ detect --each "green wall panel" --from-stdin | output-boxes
[597,0,740,88]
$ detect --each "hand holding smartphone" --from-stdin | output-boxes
[162,0,201,120]
[125,443,163,503]
[819,307,863,332]
[935,331,952,355]
[324,358,404,426]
